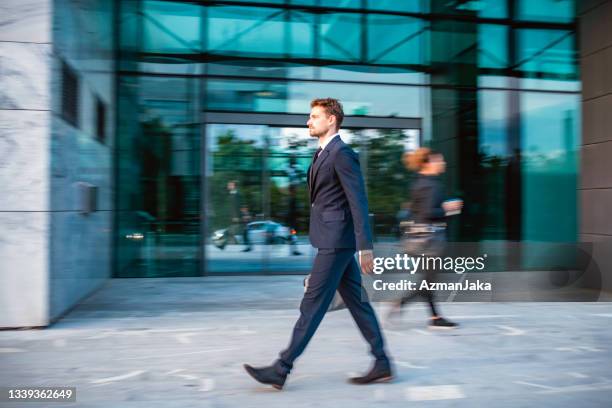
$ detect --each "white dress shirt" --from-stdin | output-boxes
[317,134,339,152]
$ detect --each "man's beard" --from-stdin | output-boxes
[309,128,324,138]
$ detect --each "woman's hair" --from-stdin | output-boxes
[403,147,439,172]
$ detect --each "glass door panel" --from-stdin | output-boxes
[264,127,316,272]
[205,124,267,273]
[204,122,420,274]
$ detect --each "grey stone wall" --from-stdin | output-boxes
[0,0,115,327]
[0,0,53,327]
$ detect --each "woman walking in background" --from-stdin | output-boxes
[388,148,463,329]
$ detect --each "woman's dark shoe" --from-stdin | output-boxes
[429,316,458,329]
[348,360,394,385]
[243,364,287,390]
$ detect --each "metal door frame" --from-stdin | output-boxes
[202,112,421,129]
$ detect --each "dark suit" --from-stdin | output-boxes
[275,135,389,375]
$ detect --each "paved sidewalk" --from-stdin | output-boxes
[1,276,612,407]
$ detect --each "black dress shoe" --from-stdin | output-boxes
[243,364,287,390]
[348,360,394,385]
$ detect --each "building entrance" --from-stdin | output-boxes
[115,112,421,277]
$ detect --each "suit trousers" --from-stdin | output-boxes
[275,248,388,375]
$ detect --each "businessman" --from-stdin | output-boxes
[244,98,393,389]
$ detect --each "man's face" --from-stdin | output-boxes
[307,106,335,138]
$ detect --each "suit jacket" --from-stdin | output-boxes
[307,136,373,250]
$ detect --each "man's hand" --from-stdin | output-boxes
[358,250,374,274]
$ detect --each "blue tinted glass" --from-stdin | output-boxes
[142,1,202,53]
[222,0,286,3]
[518,0,575,23]
[368,0,424,13]
[115,75,201,277]
[289,11,315,58]
[455,0,506,18]
[521,92,579,242]
[478,0,507,18]
[429,19,478,66]
[517,29,576,77]
[207,62,316,80]
[208,7,287,57]
[521,78,581,92]
[119,0,141,51]
[320,0,362,8]
[367,15,424,65]
[290,0,317,5]
[478,90,509,239]
[479,24,508,68]
[319,13,361,61]
[206,80,289,112]
[479,90,508,158]
[319,66,426,84]
[206,79,422,117]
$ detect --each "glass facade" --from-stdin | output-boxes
[115,0,579,277]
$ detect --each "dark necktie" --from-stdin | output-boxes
[312,147,323,165]
[309,147,323,183]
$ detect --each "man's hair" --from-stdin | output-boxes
[310,98,344,130]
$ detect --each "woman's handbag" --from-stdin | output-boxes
[400,221,446,256]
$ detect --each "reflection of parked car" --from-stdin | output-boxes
[212,221,297,249]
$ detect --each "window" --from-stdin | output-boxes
[143,0,202,53]
[61,61,79,127]
[517,29,576,78]
[208,6,282,56]
[95,96,106,143]
[319,13,361,61]
[367,15,424,65]
[521,92,579,242]
[478,24,508,69]
[205,79,423,117]
[518,0,574,23]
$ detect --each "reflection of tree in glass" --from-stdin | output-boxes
[209,130,264,231]
[269,133,312,236]
[285,133,310,151]
[349,129,411,237]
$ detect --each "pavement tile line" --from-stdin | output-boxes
[405,385,466,401]
[1,278,611,407]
